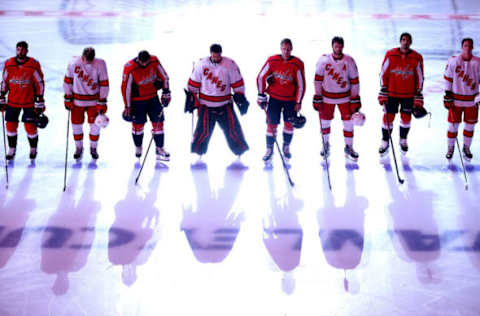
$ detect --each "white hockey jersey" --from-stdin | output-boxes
[314,53,360,104]
[444,55,480,107]
[187,56,245,107]
[63,56,109,107]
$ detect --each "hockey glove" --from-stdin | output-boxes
[96,104,108,114]
[184,89,197,113]
[233,93,249,115]
[378,88,388,105]
[257,93,268,110]
[444,91,453,109]
[350,96,361,113]
[34,96,45,115]
[414,93,424,108]
[312,94,323,111]
[64,95,73,111]
[0,94,6,112]
[294,102,302,112]
[161,88,171,107]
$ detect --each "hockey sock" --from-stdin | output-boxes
[27,136,38,148]
[133,133,143,147]
[463,123,475,147]
[382,128,390,141]
[266,135,275,148]
[7,135,17,148]
[399,126,410,139]
[153,133,164,148]
[321,119,331,143]
[282,132,293,146]
[447,122,458,146]
[343,119,354,146]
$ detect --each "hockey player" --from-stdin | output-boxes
[257,38,305,162]
[313,36,362,161]
[121,50,171,161]
[444,38,480,161]
[0,41,45,161]
[63,47,109,160]
[186,43,249,158]
[378,32,424,156]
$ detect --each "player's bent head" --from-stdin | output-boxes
[82,47,95,62]
[210,44,222,54]
[138,50,151,63]
[461,38,474,47]
[399,32,412,43]
[280,38,292,47]
[331,36,344,47]
[16,41,28,50]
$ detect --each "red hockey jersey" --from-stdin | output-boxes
[121,55,169,108]
[1,57,44,108]
[257,55,305,104]
[380,48,424,98]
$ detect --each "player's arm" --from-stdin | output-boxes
[230,61,249,115]
[443,58,454,109]
[349,58,361,112]
[256,59,271,109]
[313,58,325,111]
[294,62,306,111]
[413,54,425,107]
[33,61,45,114]
[378,53,390,105]
[63,62,74,110]
[97,59,109,113]
[0,63,7,110]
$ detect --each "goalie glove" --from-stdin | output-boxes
[233,93,249,115]
[312,94,323,111]
[34,96,45,115]
[444,91,453,110]
[378,88,388,105]
[414,92,424,108]
[184,89,198,113]
[161,88,171,107]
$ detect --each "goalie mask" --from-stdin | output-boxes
[352,111,366,126]
[287,113,306,129]
[34,113,49,129]
[95,113,110,128]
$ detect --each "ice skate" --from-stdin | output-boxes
[73,146,83,160]
[344,145,359,162]
[29,148,37,160]
[320,142,330,158]
[463,145,473,162]
[263,147,274,164]
[135,146,142,158]
[156,147,170,161]
[378,142,389,157]
[399,139,408,155]
[445,146,454,160]
[6,147,16,161]
[282,144,291,160]
[90,147,99,160]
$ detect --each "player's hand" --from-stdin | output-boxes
[444,92,453,110]
[414,93,424,108]
[313,94,323,112]
[378,88,388,105]
[257,93,268,110]
[34,96,45,115]
[161,88,171,107]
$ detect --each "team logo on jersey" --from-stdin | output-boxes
[273,69,293,85]
[455,65,477,90]
[74,66,98,90]
[203,68,227,91]
[390,66,414,80]
[325,63,347,89]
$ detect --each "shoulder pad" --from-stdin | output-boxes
[267,55,283,62]
[150,55,159,64]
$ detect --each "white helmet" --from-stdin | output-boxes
[95,114,109,128]
[352,111,366,126]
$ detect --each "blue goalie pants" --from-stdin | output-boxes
[191,103,249,155]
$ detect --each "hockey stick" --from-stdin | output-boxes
[135,108,164,185]
[383,105,404,184]
[1,111,8,189]
[318,117,332,190]
[453,122,469,190]
[264,108,294,187]
[63,110,70,192]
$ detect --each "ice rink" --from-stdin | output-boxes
[0,0,480,315]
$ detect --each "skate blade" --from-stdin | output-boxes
[156,156,170,162]
[345,154,358,163]
[463,154,472,163]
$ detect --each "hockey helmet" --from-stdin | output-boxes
[352,111,366,126]
[34,113,49,129]
[122,108,134,122]
[413,106,429,119]
[287,113,306,129]
[95,113,110,128]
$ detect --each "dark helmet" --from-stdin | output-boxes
[413,106,429,119]
[287,113,306,129]
[34,113,49,128]
[122,108,134,122]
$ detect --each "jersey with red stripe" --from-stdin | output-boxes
[380,48,424,98]
[444,54,480,107]
[63,56,109,107]
[121,56,169,108]
[257,55,305,103]
[1,57,44,108]
[188,56,245,107]
[314,53,360,104]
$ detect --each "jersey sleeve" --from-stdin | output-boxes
[33,60,45,97]
[444,57,454,92]
[155,60,169,90]
[314,57,325,96]
[257,59,272,94]
[63,61,74,97]
[121,64,133,108]
[379,53,390,90]
[98,59,109,104]
[295,61,306,103]
[348,57,360,97]
[1,61,9,95]
[415,54,424,93]
[187,60,202,93]
[229,60,245,94]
